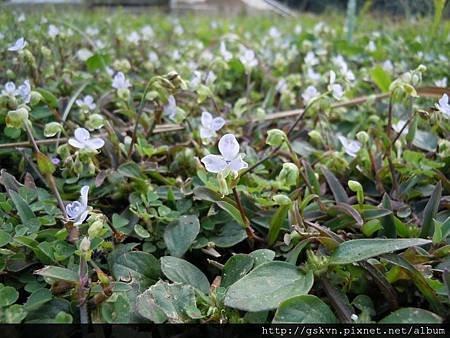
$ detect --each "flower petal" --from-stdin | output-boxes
[74,127,90,142]
[201,111,213,128]
[68,138,85,149]
[201,154,227,173]
[212,117,225,131]
[80,185,89,209]
[218,134,240,161]
[200,126,214,140]
[229,156,248,173]
[85,138,105,150]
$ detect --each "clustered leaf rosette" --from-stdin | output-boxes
[201,133,248,179]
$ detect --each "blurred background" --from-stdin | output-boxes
[2,0,450,18]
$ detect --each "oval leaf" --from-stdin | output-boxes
[273,295,337,323]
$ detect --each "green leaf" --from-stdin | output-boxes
[101,294,131,323]
[0,230,12,248]
[216,201,246,227]
[331,203,363,227]
[24,288,53,311]
[0,286,19,307]
[8,189,36,224]
[34,266,78,282]
[36,88,59,109]
[380,308,442,323]
[420,181,442,238]
[36,152,55,175]
[3,304,27,323]
[208,221,247,248]
[249,249,275,266]
[136,281,201,323]
[268,204,290,246]
[86,53,109,72]
[161,256,210,294]
[224,262,314,311]
[302,159,320,194]
[380,194,397,238]
[111,251,160,290]
[222,254,254,288]
[370,65,392,92]
[273,295,337,323]
[321,167,349,204]
[117,162,144,179]
[164,215,200,257]
[330,238,431,265]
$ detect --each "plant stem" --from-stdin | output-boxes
[386,94,399,195]
[232,187,257,241]
[78,257,89,324]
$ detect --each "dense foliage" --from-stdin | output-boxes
[0,7,449,324]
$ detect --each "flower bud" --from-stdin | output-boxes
[88,220,105,239]
[356,131,369,144]
[30,91,43,105]
[86,114,105,130]
[348,180,364,205]
[44,122,63,137]
[113,59,131,73]
[308,130,322,144]
[6,107,29,128]
[277,162,299,187]
[266,129,287,147]
[41,46,52,59]
[273,194,292,206]
[80,236,91,252]
[117,88,130,100]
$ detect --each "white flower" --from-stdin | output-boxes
[141,25,154,40]
[304,51,319,67]
[76,95,96,111]
[164,95,177,120]
[127,31,140,45]
[268,27,281,39]
[174,25,184,35]
[200,111,225,142]
[239,47,258,69]
[190,71,202,89]
[302,85,319,104]
[66,185,89,226]
[17,13,26,23]
[148,51,159,64]
[435,94,450,119]
[205,71,216,86]
[68,128,104,151]
[86,26,99,36]
[306,67,320,82]
[76,48,93,61]
[435,77,447,87]
[338,135,362,158]
[220,41,232,61]
[112,72,131,90]
[276,79,287,93]
[2,82,17,96]
[294,25,302,35]
[392,120,409,135]
[351,314,359,321]
[328,71,344,100]
[18,80,31,103]
[382,60,394,73]
[48,25,60,38]
[8,37,27,52]
[367,40,376,52]
[201,134,248,175]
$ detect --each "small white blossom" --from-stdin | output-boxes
[435,77,447,87]
[435,94,450,119]
[164,95,177,120]
[8,37,27,52]
[268,27,281,39]
[127,31,140,45]
[201,134,248,175]
[48,25,60,38]
[328,71,344,100]
[148,51,159,64]
[276,79,287,93]
[76,48,93,61]
[141,25,154,40]
[351,314,359,321]
[205,71,216,86]
[17,13,26,23]
[86,26,99,36]
[220,41,232,61]
[304,51,319,67]
[200,111,225,142]
[382,60,394,72]
[66,185,89,226]
[68,128,104,151]
[112,72,131,90]
[302,85,319,104]
[18,80,31,103]
[338,135,362,158]
[306,67,321,82]
[2,82,17,96]
[76,95,96,111]
[190,71,202,89]
[294,25,302,35]
[367,40,376,52]
[174,25,184,35]
[239,47,258,70]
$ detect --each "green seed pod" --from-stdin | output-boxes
[44,122,63,137]
[6,107,29,128]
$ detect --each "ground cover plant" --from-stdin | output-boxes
[0,5,449,324]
